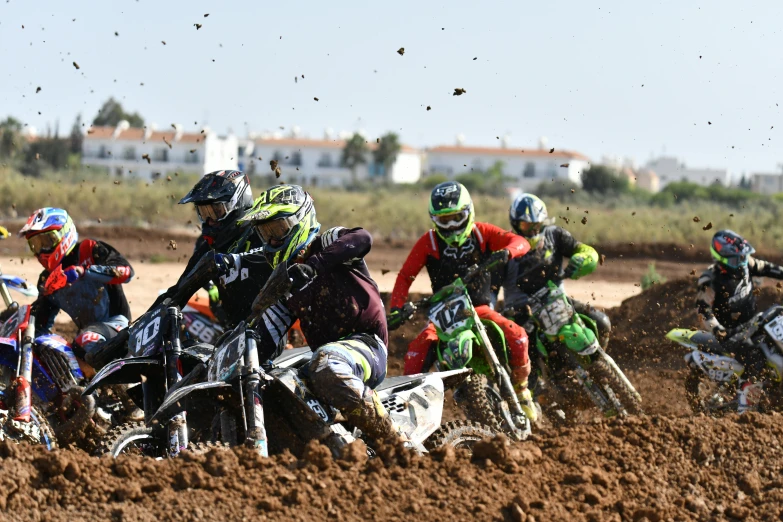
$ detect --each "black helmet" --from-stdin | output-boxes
[710,229,755,270]
[179,170,253,240]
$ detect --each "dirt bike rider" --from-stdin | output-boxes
[18,208,134,363]
[388,181,536,420]
[0,226,8,239]
[242,184,401,449]
[696,229,783,411]
[501,193,611,348]
[156,170,273,330]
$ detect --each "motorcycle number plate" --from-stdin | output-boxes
[0,306,28,338]
[129,306,165,357]
[539,296,574,336]
[429,293,471,334]
[209,326,246,382]
[765,315,783,343]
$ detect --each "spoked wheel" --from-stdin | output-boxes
[95,422,167,458]
[424,420,497,453]
[590,356,644,416]
[0,405,58,450]
[51,387,96,444]
[455,374,503,432]
[0,384,58,450]
[684,369,736,415]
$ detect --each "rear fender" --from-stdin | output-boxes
[148,380,233,426]
[384,373,445,445]
[83,356,163,395]
[0,338,58,402]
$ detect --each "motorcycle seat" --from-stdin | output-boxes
[273,346,313,368]
[375,374,425,393]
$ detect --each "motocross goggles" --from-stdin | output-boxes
[431,208,470,231]
[255,215,299,247]
[511,220,542,238]
[196,202,230,223]
[27,230,62,255]
[712,249,749,269]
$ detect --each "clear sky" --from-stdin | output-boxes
[2,0,782,177]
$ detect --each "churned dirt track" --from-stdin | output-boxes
[6,225,783,520]
[3,278,780,521]
[4,413,783,521]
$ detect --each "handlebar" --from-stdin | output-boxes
[387,250,510,331]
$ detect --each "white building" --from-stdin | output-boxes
[238,134,422,187]
[750,172,783,194]
[81,121,237,180]
[644,156,729,189]
[424,137,590,191]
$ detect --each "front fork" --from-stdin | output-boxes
[241,335,268,457]
[164,307,188,457]
[13,316,35,422]
[472,309,528,427]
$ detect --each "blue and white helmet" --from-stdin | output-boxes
[509,193,548,238]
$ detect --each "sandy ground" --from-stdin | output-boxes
[2,256,646,322]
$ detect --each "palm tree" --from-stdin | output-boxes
[341,133,369,186]
[373,132,401,184]
[0,117,23,159]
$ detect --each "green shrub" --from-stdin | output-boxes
[641,263,667,290]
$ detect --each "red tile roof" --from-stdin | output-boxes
[85,126,204,144]
[428,145,589,161]
[253,137,418,153]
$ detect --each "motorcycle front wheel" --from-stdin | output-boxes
[424,420,497,453]
[590,356,643,416]
[95,422,167,458]
[684,368,736,415]
[455,374,503,432]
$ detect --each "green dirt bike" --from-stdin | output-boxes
[389,251,532,441]
[505,263,642,421]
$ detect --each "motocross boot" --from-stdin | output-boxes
[344,389,418,451]
[514,384,540,423]
[512,362,539,423]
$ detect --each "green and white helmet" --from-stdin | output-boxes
[240,185,321,268]
[429,181,475,246]
[509,193,548,238]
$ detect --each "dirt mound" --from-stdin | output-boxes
[607,278,781,369]
[5,413,783,521]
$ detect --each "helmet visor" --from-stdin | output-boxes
[431,209,470,231]
[255,215,299,247]
[512,220,542,237]
[196,202,230,223]
[719,253,749,269]
[27,230,61,255]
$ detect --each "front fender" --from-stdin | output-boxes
[666,328,722,352]
[83,357,163,396]
[436,329,478,370]
[148,380,233,426]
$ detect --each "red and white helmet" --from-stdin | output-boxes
[18,208,79,270]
